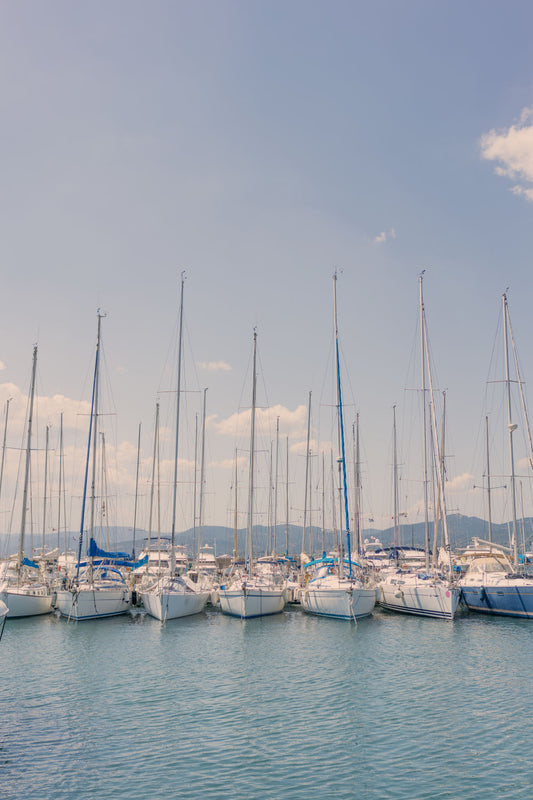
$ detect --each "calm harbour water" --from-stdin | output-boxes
[1,605,532,800]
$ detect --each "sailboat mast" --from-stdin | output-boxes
[193,412,198,562]
[57,412,63,553]
[485,416,493,543]
[19,345,38,569]
[198,387,207,562]
[147,402,160,550]
[419,274,430,571]
[132,422,142,560]
[285,436,289,556]
[171,272,185,548]
[42,424,49,554]
[302,391,311,558]
[393,405,399,548]
[89,313,102,547]
[274,415,279,555]
[333,272,352,577]
[0,398,11,509]
[503,293,519,568]
[247,329,258,577]
[76,312,102,582]
[233,448,238,561]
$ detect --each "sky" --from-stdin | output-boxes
[2,0,533,550]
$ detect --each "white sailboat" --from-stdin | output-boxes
[300,273,375,621]
[55,312,131,620]
[377,274,460,620]
[1,345,53,618]
[142,274,209,620]
[219,330,286,619]
[459,292,533,618]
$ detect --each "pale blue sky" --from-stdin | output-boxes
[2,1,533,543]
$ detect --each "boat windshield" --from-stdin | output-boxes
[468,556,510,574]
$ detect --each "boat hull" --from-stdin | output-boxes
[142,588,209,620]
[378,578,460,620]
[460,582,533,618]
[55,587,131,620]
[2,587,53,618]
[218,586,285,618]
[301,584,375,620]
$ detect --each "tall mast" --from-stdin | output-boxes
[246,329,257,576]
[333,271,352,577]
[148,402,160,551]
[485,416,493,543]
[57,412,64,553]
[285,436,289,556]
[419,273,430,572]
[42,424,50,554]
[274,415,280,555]
[171,272,185,548]
[392,405,399,548]
[19,345,38,570]
[76,311,102,582]
[89,313,102,548]
[503,293,519,568]
[0,397,11,509]
[192,412,199,562]
[198,387,207,562]
[353,413,362,555]
[132,422,142,560]
[233,448,238,562]
[302,391,312,558]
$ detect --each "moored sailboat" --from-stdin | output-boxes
[459,292,533,618]
[141,274,209,620]
[300,272,375,621]
[55,312,132,620]
[219,330,286,619]
[1,345,53,618]
[376,274,460,620]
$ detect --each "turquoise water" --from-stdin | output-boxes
[1,606,532,800]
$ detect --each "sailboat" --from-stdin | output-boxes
[1,345,53,618]
[459,293,533,618]
[142,275,210,620]
[219,330,286,619]
[55,312,132,620]
[377,274,460,620]
[300,272,375,621]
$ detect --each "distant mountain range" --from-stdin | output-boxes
[2,514,532,557]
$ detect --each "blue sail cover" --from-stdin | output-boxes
[87,538,132,560]
[21,556,39,570]
[85,539,148,569]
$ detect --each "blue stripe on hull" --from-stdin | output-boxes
[379,601,454,620]
[221,610,283,619]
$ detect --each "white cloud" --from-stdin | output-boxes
[0,362,5,371]
[445,473,475,494]
[374,228,396,244]
[213,403,308,438]
[480,107,533,201]
[198,360,232,372]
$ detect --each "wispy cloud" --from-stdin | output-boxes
[0,362,5,371]
[213,403,308,438]
[198,360,232,372]
[374,228,396,244]
[480,107,533,201]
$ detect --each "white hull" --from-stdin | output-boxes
[378,573,460,619]
[55,586,131,620]
[301,577,375,620]
[219,584,285,618]
[142,587,209,620]
[2,586,53,618]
